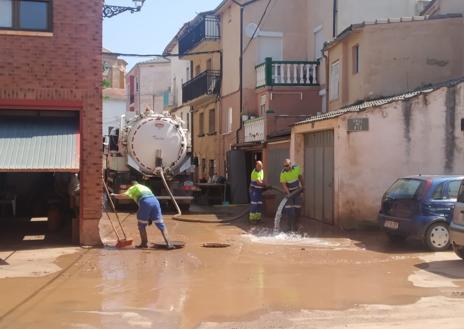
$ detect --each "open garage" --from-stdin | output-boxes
[0,110,80,246]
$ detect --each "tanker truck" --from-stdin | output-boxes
[104,110,195,210]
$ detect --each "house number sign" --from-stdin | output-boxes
[347,118,369,132]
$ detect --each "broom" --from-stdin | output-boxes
[102,178,133,248]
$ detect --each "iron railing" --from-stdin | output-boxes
[179,15,220,55]
[182,70,221,104]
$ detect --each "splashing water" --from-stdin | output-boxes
[243,228,341,248]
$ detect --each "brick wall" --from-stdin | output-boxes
[0,0,103,245]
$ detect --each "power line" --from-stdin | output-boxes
[243,0,273,53]
[105,49,222,58]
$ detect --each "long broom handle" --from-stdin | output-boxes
[102,177,128,240]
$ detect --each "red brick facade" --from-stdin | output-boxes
[0,1,103,245]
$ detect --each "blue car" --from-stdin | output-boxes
[378,175,464,251]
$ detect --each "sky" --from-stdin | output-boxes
[103,0,222,69]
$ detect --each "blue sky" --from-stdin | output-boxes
[103,0,222,69]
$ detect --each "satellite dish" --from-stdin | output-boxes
[245,23,260,38]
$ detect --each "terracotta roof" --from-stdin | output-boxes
[293,77,464,127]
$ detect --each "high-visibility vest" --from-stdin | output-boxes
[280,165,301,191]
[124,184,154,203]
[250,169,264,189]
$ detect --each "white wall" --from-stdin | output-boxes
[169,44,191,108]
[103,99,126,135]
[139,61,171,113]
[337,0,424,34]
[293,82,464,228]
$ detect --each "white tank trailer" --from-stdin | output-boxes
[104,111,194,210]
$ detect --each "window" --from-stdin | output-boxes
[207,58,212,71]
[386,179,424,200]
[0,0,52,31]
[448,181,461,199]
[186,112,190,130]
[260,95,267,115]
[226,107,233,133]
[199,112,204,136]
[209,160,215,178]
[329,61,340,101]
[195,65,201,77]
[314,26,324,60]
[186,66,191,80]
[208,109,215,134]
[129,76,135,104]
[457,182,464,202]
[201,158,206,176]
[352,45,360,74]
[432,183,445,200]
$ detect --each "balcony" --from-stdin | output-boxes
[182,70,221,105]
[244,116,265,143]
[179,15,220,56]
[256,58,319,88]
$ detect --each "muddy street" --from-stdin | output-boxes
[1,211,464,329]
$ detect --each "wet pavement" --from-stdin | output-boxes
[1,209,464,329]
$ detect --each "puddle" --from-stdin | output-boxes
[242,228,345,248]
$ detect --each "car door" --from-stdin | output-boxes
[452,181,464,225]
[440,180,461,221]
[426,180,460,222]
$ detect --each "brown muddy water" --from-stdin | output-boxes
[1,213,464,329]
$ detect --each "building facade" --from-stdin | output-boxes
[325,15,464,112]
[291,80,464,228]
[163,40,192,148]
[102,48,127,135]
[126,58,171,115]
[0,0,103,245]
[306,0,432,112]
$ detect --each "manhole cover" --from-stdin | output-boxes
[202,243,231,248]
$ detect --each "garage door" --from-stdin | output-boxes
[304,130,334,224]
[0,117,79,172]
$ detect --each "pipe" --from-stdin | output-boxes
[333,0,338,38]
[235,5,245,146]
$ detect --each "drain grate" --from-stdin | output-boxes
[202,243,231,248]
[451,291,464,298]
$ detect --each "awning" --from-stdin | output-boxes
[0,117,79,172]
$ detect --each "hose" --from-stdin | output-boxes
[158,169,288,224]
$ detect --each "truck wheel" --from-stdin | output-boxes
[425,222,450,251]
[453,245,464,260]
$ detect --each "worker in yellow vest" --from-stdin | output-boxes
[112,181,173,249]
[280,159,304,232]
[249,161,265,223]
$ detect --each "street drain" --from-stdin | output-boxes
[202,243,231,248]
[451,291,464,298]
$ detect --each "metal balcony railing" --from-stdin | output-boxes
[179,15,220,55]
[182,70,221,104]
[256,57,319,88]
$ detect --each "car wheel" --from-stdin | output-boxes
[425,222,450,251]
[386,233,407,242]
[453,245,464,260]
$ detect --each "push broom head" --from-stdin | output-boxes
[115,239,133,248]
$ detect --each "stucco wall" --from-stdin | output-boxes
[139,62,171,113]
[328,17,464,111]
[293,82,464,228]
[103,99,126,135]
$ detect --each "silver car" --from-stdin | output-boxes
[450,181,464,259]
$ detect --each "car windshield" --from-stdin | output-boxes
[385,178,424,200]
